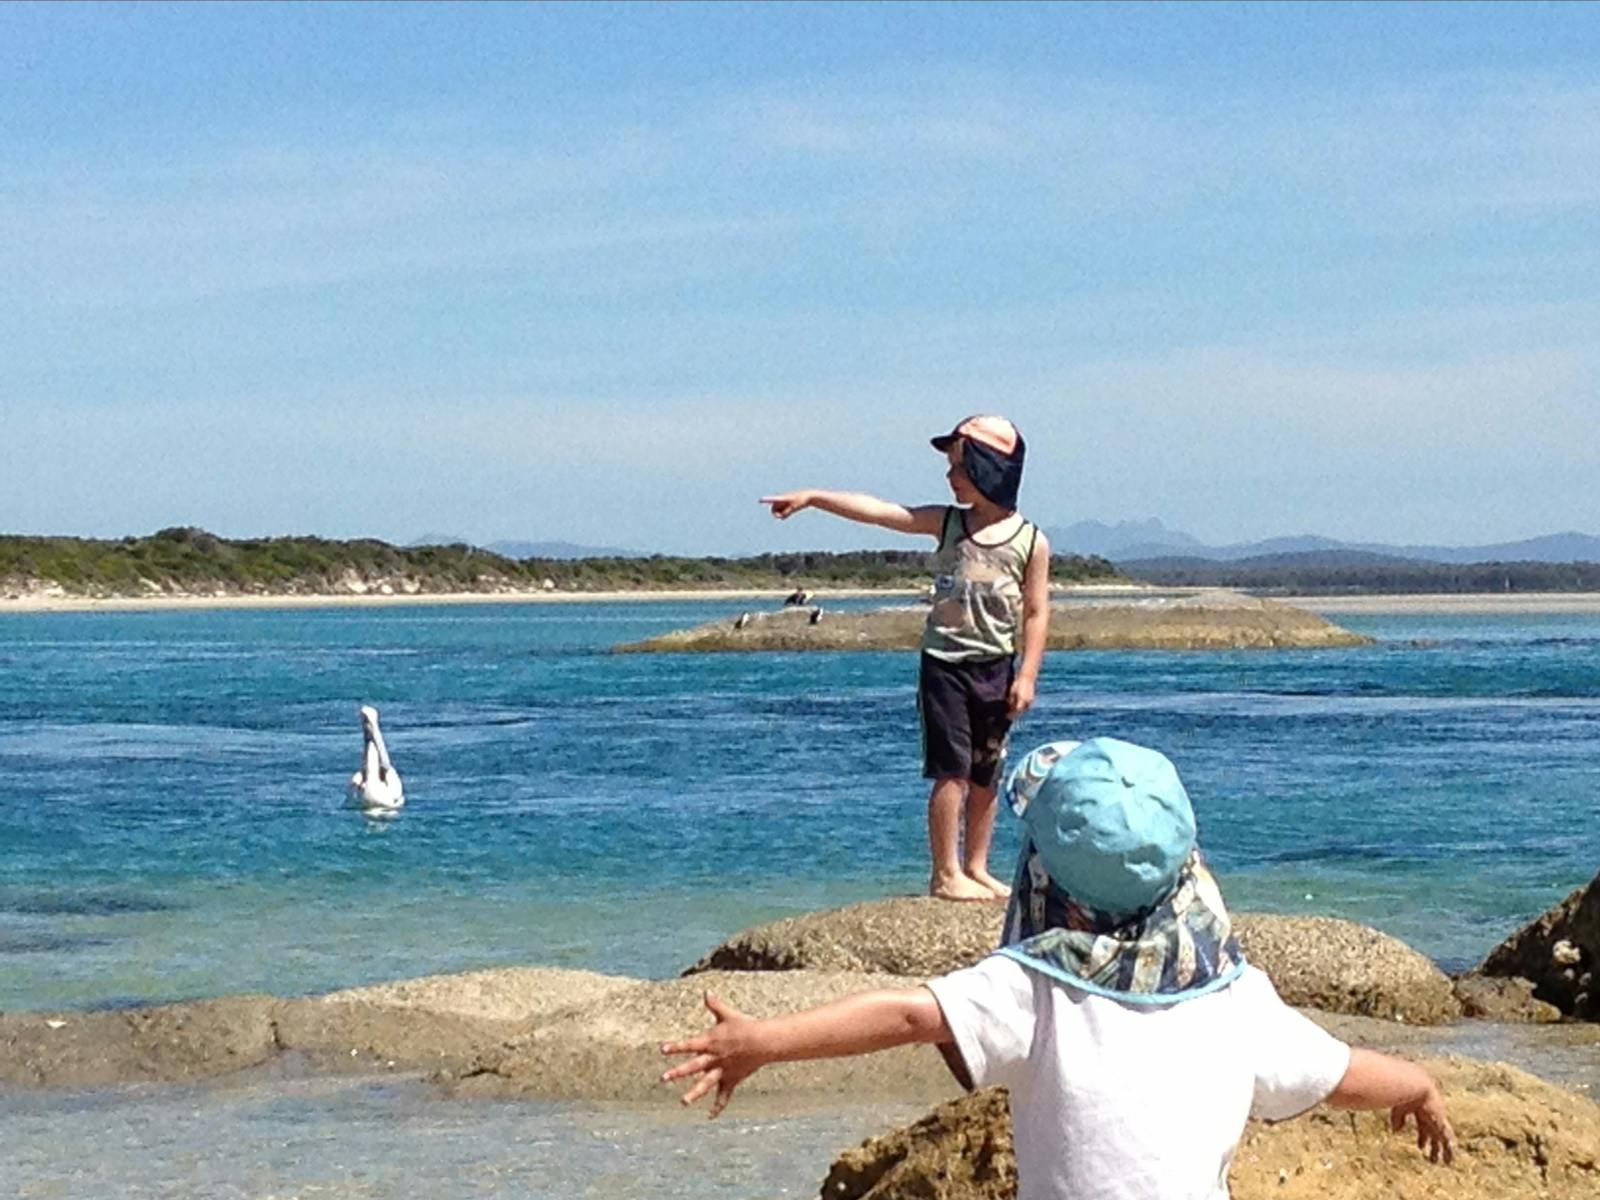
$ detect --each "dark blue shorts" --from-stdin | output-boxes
[917,652,1015,788]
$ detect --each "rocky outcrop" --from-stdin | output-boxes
[617,593,1371,653]
[824,1058,1600,1200]
[0,995,280,1088]
[1453,973,1564,1023]
[1232,915,1462,1024]
[0,967,643,1088]
[824,1087,1015,1200]
[443,969,963,1104]
[688,901,1461,1024]
[686,896,1005,977]
[1480,871,1600,1020]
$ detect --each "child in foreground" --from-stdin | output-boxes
[762,415,1050,902]
[662,738,1454,1200]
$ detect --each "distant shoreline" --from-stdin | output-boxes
[3,586,1600,616]
[1292,592,1600,615]
[0,587,922,614]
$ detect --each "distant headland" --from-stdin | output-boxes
[7,528,1600,613]
[0,527,1120,604]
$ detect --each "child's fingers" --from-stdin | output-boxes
[681,1067,721,1107]
[660,1053,716,1083]
[659,1038,708,1058]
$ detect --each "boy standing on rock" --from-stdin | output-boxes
[663,737,1455,1198]
[762,415,1049,902]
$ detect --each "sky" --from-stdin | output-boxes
[3,2,1598,554]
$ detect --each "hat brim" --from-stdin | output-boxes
[930,433,958,451]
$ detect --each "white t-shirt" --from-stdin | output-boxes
[925,958,1350,1200]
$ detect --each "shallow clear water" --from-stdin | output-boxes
[2,601,1598,1011]
[0,1068,925,1199]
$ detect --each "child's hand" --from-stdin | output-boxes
[1390,1084,1455,1164]
[660,991,766,1118]
[761,492,813,520]
[1007,675,1036,718]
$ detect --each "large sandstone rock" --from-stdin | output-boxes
[0,996,279,1087]
[443,970,964,1104]
[687,896,1004,977]
[1480,871,1600,1020]
[0,967,644,1087]
[617,594,1371,653]
[823,1058,1600,1200]
[318,965,639,1022]
[689,900,1460,1024]
[1452,973,1563,1023]
[1233,915,1461,1024]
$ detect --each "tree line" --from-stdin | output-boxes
[0,528,1122,597]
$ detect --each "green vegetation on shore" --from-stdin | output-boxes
[0,528,1122,598]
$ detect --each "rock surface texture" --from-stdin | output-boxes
[1453,973,1564,1023]
[823,1058,1600,1200]
[1480,870,1600,1020]
[686,896,1005,977]
[444,969,964,1104]
[1232,914,1462,1025]
[688,900,1461,1024]
[617,593,1371,653]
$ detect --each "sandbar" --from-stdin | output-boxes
[1293,591,1600,615]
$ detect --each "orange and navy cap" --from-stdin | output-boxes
[931,415,1026,508]
[930,414,1022,456]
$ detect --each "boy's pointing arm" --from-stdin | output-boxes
[661,987,952,1117]
[762,490,945,536]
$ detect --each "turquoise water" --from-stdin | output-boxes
[3,601,1599,1011]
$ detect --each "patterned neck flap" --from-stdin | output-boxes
[998,844,1246,1005]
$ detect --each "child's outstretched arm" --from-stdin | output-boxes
[761,490,945,537]
[661,987,952,1117]
[1327,1048,1456,1163]
[1009,529,1052,718]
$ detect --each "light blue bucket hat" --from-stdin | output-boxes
[997,737,1245,1004]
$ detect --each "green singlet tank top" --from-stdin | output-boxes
[921,506,1038,662]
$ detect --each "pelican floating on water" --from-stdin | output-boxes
[348,705,404,815]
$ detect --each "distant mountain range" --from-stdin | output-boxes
[1046,519,1600,565]
[407,535,642,560]
[409,520,1600,567]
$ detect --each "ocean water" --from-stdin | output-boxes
[2,600,1599,1012]
[4,599,1600,1197]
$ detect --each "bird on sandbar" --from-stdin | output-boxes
[734,612,753,630]
[348,705,404,815]
[808,606,823,625]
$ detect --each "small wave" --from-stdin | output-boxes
[0,892,182,917]
[0,929,115,953]
[1261,845,1404,865]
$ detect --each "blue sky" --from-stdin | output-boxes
[3,2,1598,553]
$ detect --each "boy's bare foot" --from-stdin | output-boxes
[929,872,995,902]
[966,867,1012,901]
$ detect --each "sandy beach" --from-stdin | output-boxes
[1290,591,1600,615]
[0,586,925,614]
[0,583,1164,615]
